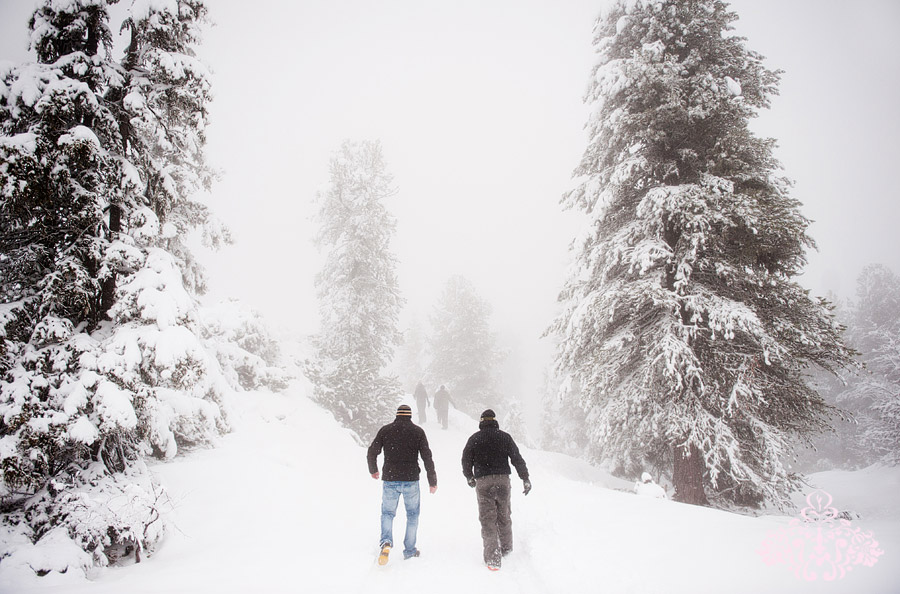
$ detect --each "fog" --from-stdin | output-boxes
[2,0,898,418]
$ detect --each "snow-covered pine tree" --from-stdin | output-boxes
[113,0,225,295]
[539,369,565,452]
[306,140,404,442]
[840,265,900,465]
[1,0,228,567]
[395,315,428,393]
[549,0,854,507]
[99,0,231,462]
[201,299,290,393]
[539,367,589,457]
[502,402,531,446]
[1,0,123,507]
[428,275,504,416]
[790,296,861,471]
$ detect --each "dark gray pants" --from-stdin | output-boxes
[475,474,512,566]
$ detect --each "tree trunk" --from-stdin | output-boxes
[100,204,120,318]
[99,21,137,320]
[673,442,709,506]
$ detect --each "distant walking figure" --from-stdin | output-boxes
[433,384,454,430]
[367,405,438,565]
[461,409,531,571]
[413,381,430,424]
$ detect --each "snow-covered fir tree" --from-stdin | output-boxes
[306,140,404,442]
[394,315,428,393]
[539,367,589,457]
[0,0,229,567]
[839,265,900,465]
[795,269,900,471]
[790,296,862,471]
[200,299,290,393]
[501,402,531,447]
[428,275,504,416]
[114,0,226,296]
[549,0,853,507]
[539,377,564,453]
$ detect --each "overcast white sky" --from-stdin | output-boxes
[2,0,899,410]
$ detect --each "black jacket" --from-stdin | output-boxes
[367,417,437,487]
[413,383,430,406]
[461,420,529,481]
[433,387,452,412]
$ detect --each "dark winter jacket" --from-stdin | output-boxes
[413,383,430,406]
[461,420,529,481]
[433,387,453,412]
[367,417,437,487]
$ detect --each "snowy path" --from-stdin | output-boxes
[7,387,900,593]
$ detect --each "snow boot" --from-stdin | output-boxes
[378,543,391,566]
[404,549,420,560]
[486,562,500,571]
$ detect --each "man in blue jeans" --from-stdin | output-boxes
[367,404,438,565]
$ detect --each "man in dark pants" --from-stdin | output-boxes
[367,404,438,565]
[433,384,453,429]
[461,409,531,571]
[413,381,430,424]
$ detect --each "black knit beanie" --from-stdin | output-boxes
[397,405,412,417]
[480,409,496,422]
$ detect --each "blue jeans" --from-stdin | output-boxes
[380,481,420,558]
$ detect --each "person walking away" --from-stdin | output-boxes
[367,404,438,565]
[461,409,531,571]
[433,384,454,430]
[413,381,430,424]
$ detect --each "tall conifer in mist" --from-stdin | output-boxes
[549,0,853,507]
[428,275,504,416]
[840,265,900,466]
[306,140,404,442]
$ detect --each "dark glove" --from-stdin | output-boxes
[523,479,532,495]
[467,477,477,488]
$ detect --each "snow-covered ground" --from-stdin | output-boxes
[3,383,898,594]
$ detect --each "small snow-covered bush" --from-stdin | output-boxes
[0,525,93,580]
[0,462,168,580]
[0,250,232,575]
